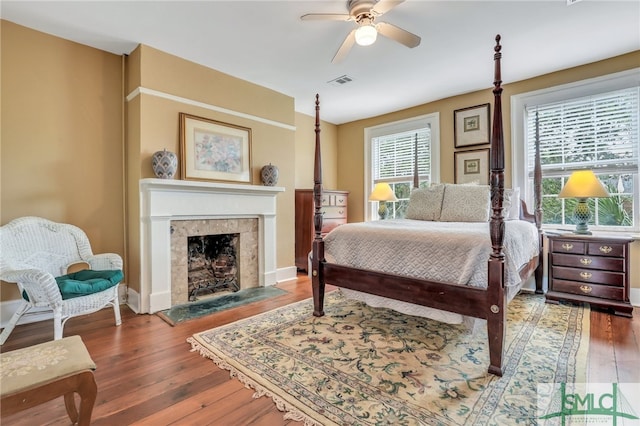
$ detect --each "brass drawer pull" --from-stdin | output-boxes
[580,285,592,294]
[580,258,592,265]
[599,245,612,254]
[562,243,574,251]
[338,210,344,215]
[580,272,592,279]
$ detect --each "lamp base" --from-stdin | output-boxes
[572,198,592,235]
[378,202,388,220]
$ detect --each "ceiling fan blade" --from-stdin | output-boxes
[371,0,405,16]
[376,22,421,48]
[301,13,352,21]
[332,29,356,64]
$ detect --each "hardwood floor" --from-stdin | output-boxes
[1,274,638,425]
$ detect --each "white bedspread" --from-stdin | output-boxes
[323,219,540,324]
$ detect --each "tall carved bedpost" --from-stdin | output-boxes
[534,110,544,294]
[311,94,326,317]
[487,34,506,376]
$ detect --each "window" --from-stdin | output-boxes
[365,113,440,220]
[512,69,640,232]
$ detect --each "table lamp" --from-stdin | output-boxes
[558,170,609,235]
[369,183,398,220]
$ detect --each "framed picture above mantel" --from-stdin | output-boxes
[179,113,252,184]
[454,103,490,148]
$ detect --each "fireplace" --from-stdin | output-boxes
[170,218,258,306]
[139,178,283,314]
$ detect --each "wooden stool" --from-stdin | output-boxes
[1,335,97,425]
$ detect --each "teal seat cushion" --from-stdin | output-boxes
[55,269,123,300]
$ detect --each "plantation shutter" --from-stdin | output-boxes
[372,128,431,184]
[525,87,639,177]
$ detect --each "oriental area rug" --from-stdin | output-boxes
[188,291,590,425]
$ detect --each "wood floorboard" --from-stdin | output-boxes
[1,275,638,425]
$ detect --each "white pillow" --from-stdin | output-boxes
[439,184,490,222]
[508,187,521,220]
[405,184,445,221]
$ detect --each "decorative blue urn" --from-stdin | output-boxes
[152,149,178,179]
[260,163,279,186]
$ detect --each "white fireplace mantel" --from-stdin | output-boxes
[139,178,284,313]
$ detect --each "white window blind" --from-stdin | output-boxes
[372,128,431,184]
[524,86,639,230]
[526,87,639,177]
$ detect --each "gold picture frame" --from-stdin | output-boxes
[179,113,252,183]
[454,103,491,148]
[454,148,490,185]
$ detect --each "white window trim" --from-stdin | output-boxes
[364,113,440,221]
[511,67,640,232]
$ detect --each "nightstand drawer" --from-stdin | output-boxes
[550,240,585,254]
[322,206,347,219]
[551,266,625,287]
[587,242,625,257]
[551,253,624,272]
[552,279,624,300]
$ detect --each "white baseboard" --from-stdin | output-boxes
[630,287,640,307]
[276,266,298,283]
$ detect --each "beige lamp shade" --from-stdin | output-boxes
[369,183,398,202]
[558,170,609,199]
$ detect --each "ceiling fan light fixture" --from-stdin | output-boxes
[355,24,377,46]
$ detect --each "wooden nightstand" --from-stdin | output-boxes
[546,233,633,317]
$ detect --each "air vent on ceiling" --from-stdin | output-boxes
[328,75,354,87]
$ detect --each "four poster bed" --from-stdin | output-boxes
[309,35,544,376]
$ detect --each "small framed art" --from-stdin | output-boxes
[454,148,490,185]
[179,113,252,183]
[454,103,490,148]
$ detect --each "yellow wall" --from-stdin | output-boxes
[294,111,339,191]
[336,50,640,290]
[1,21,125,301]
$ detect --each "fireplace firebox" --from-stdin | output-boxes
[188,233,240,300]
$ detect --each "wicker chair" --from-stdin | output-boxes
[0,217,123,345]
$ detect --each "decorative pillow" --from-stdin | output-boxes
[507,187,521,220]
[405,184,445,221]
[439,184,490,222]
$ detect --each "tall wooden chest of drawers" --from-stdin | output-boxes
[546,234,633,317]
[295,189,348,271]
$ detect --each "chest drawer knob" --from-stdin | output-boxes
[580,258,592,265]
[579,285,592,294]
[580,271,592,279]
[599,245,612,254]
[562,243,574,251]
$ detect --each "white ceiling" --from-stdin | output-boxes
[2,1,639,125]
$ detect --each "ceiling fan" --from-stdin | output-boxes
[301,0,421,63]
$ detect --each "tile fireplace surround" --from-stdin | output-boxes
[139,178,284,314]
